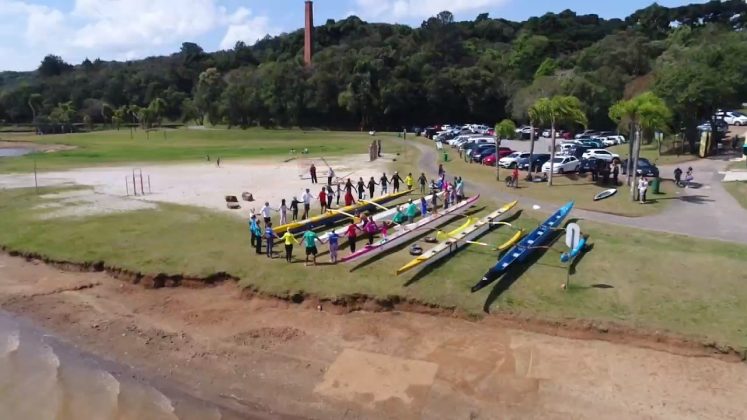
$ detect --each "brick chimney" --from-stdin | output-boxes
[304,0,314,66]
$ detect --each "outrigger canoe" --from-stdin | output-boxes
[320,192,444,242]
[471,201,574,293]
[273,189,412,235]
[396,200,518,276]
[341,195,480,265]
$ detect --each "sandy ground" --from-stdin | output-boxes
[0,154,392,219]
[0,140,76,152]
[2,254,746,419]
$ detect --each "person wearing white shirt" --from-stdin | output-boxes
[260,202,273,226]
[301,189,312,219]
[638,177,649,204]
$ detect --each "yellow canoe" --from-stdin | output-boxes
[396,200,518,275]
[273,189,413,235]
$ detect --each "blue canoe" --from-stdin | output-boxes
[560,236,587,263]
[471,201,574,293]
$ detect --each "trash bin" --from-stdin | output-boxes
[651,177,661,194]
[443,152,449,162]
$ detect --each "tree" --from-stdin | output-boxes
[50,101,77,132]
[37,55,73,77]
[148,97,167,127]
[194,68,225,126]
[494,119,517,181]
[529,96,587,186]
[609,91,671,199]
[112,106,127,130]
[27,93,42,131]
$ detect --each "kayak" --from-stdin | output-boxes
[471,201,574,293]
[560,236,587,263]
[435,216,476,242]
[320,192,444,242]
[342,195,480,265]
[396,200,518,276]
[273,189,412,235]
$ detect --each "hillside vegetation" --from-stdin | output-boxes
[1,1,746,146]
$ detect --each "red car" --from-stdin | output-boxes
[482,148,514,166]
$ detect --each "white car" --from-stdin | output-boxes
[582,149,620,161]
[498,152,531,168]
[542,156,580,174]
[715,110,747,126]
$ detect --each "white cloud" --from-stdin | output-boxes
[0,0,277,71]
[353,0,511,20]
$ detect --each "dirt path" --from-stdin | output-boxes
[2,254,746,419]
[415,141,747,244]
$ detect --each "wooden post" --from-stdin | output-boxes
[132,169,137,196]
[148,175,152,194]
[125,176,129,196]
[139,169,144,196]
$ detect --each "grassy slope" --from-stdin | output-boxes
[2,186,747,349]
[0,128,378,173]
[607,142,697,166]
[724,181,747,210]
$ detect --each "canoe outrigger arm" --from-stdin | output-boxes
[359,199,389,211]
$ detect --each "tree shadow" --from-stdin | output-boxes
[646,195,713,205]
[402,210,524,287]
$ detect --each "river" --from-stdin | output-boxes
[0,311,246,420]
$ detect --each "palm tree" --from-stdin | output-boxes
[101,103,113,128]
[148,97,167,128]
[529,96,587,186]
[609,92,672,200]
[27,93,42,130]
[112,106,127,130]
[495,119,517,181]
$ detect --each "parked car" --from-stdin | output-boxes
[517,154,551,172]
[714,110,747,126]
[697,120,729,133]
[620,158,660,178]
[575,129,599,139]
[515,125,539,140]
[542,156,580,174]
[579,139,605,149]
[582,149,620,161]
[578,158,598,175]
[498,152,531,168]
[472,146,498,163]
[422,127,439,139]
[481,148,515,166]
[566,146,592,160]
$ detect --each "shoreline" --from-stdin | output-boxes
[3,247,743,363]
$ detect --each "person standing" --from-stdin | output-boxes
[301,189,312,219]
[336,183,342,206]
[326,185,334,209]
[612,162,620,186]
[638,176,649,204]
[345,220,362,254]
[319,188,328,214]
[249,214,259,248]
[278,199,288,226]
[345,178,354,194]
[327,167,335,185]
[379,173,390,195]
[418,173,427,195]
[367,177,378,199]
[260,202,272,227]
[328,231,340,263]
[430,188,439,215]
[443,185,451,210]
[364,219,379,245]
[357,178,366,200]
[420,196,428,216]
[674,167,683,187]
[281,228,299,262]
[512,166,520,188]
[391,172,404,193]
[438,164,444,178]
[290,197,300,221]
[405,173,414,191]
[302,229,323,266]
[406,200,418,223]
[264,222,278,258]
[253,221,263,255]
[309,163,318,184]
[344,189,355,206]
[455,177,465,202]
[685,167,694,188]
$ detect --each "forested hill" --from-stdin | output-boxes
[1,0,746,134]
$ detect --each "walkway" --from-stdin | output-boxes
[414,141,747,245]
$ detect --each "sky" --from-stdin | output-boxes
[0,0,704,72]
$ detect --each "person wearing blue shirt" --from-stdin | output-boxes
[328,231,340,263]
[249,215,260,248]
[264,222,279,259]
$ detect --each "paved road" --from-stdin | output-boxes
[415,141,747,244]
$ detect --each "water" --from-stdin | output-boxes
[0,148,33,157]
[0,312,244,420]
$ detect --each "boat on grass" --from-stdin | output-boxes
[341,195,480,265]
[320,192,444,242]
[273,189,412,235]
[471,201,574,293]
[396,201,518,276]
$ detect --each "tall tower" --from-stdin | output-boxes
[304,1,314,66]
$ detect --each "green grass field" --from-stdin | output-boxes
[0,128,381,173]
[724,181,747,210]
[2,185,747,350]
[607,142,697,166]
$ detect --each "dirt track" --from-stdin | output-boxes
[2,253,747,419]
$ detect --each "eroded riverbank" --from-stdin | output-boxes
[2,253,747,419]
